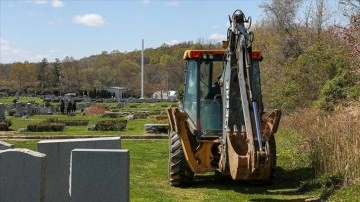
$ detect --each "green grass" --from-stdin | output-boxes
[6,114,151,136]
[6,131,359,201]
[3,99,358,200]
[0,96,43,105]
[9,129,359,201]
[1,99,173,136]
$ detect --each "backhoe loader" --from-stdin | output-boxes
[167,9,281,186]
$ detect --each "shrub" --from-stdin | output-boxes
[149,111,162,116]
[0,119,12,131]
[27,123,65,132]
[316,70,353,111]
[155,115,167,120]
[8,109,16,116]
[100,112,122,118]
[94,120,127,131]
[133,112,149,119]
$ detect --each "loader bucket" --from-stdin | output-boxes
[227,131,252,180]
[226,129,274,181]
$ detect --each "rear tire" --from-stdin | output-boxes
[169,131,194,186]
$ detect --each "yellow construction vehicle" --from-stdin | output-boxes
[167,9,281,186]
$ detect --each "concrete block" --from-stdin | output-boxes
[38,137,121,202]
[0,141,14,150]
[69,149,129,202]
[0,149,46,202]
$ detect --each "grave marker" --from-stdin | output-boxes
[69,149,129,202]
[38,137,121,202]
[0,149,46,202]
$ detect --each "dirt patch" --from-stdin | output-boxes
[82,104,109,115]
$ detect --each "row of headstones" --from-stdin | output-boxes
[0,102,90,119]
[0,137,129,202]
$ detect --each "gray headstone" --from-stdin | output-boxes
[85,102,92,107]
[0,149,46,202]
[69,149,129,202]
[14,102,22,117]
[26,103,33,116]
[5,104,14,111]
[0,103,5,120]
[0,141,14,150]
[38,137,121,202]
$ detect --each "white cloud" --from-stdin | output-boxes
[51,0,64,8]
[141,0,150,5]
[72,14,105,26]
[0,38,34,63]
[0,38,11,53]
[208,33,226,41]
[166,1,180,7]
[34,0,47,5]
[165,39,180,45]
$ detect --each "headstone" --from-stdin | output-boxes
[0,141,14,150]
[0,103,5,120]
[35,106,41,115]
[5,104,13,111]
[69,149,129,202]
[14,102,22,117]
[38,137,121,202]
[26,103,33,116]
[85,102,92,108]
[0,149,46,202]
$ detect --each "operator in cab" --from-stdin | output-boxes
[205,76,221,99]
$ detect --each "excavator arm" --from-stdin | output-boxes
[219,10,281,180]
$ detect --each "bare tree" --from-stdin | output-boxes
[260,0,303,32]
[340,0,360,18]
[312,0,333,36]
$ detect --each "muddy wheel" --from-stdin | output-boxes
[169,131,194,186]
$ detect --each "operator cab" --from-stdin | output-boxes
[182,50,225,137]
[182,49,264,138]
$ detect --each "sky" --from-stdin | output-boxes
[0,0,342,64]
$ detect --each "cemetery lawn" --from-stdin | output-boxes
[6,114,149,136]
[8,130,358,201]
[0,97,43,104]
[1,99,175,136]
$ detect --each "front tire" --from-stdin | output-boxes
[169,131,194,186]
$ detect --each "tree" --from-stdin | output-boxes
[50,58,62,95]
[8,62,36,94]
[260,0,303,32]
[61,56,83,93]
[340,0,360,18]
[312,0,333,36]
[37,58,51,94]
